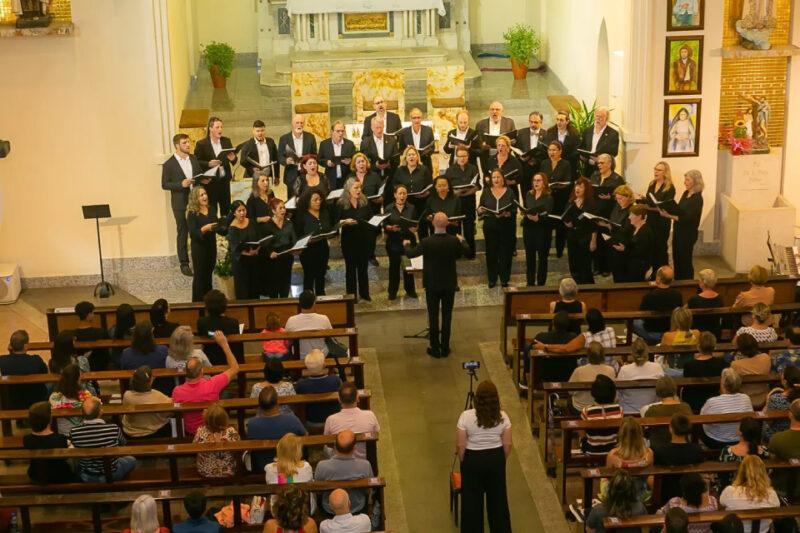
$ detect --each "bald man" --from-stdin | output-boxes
[315,430,374,515]
[278,114,317,198]
[405,212,469,357]
[399,107,435,169]
[474,101,516,172]
[444,110,478,166]
[320,489,372,533]
[361,94,402,138]
[578,106,619,177]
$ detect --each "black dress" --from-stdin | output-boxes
[392,164,433,239]
[265,218,297,298]
[645,181,675,278]
[554,299,584,335]
[564,200,596,284]
[479,187,517,286]
[521,191,553,286]
[491,155,524,201]
[590,171,625,274]
[293,174,330,200]
[227,221,260,300]
[300,209,334,295]
[626,224,654,282]
[539,158,573,258]
[187,210,218,302]
[445,162,480,258]
[605,203,631,283]
[246,194,275,297]
[673,192,703,280]
[351,171,383,261]
[425,192,461,236]
[338,201,373,300]
[383,202,417,298]
[687,294,724,340]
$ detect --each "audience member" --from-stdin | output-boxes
[196,290,243,364]
[124,494,170,533]
[285,290,333,357]
[733,265,775,309]
[173,490,222,533]
[251,358,297,415]
[653,414,704,502]
[585,470,647,533]
[581,375,623,455]
[549,277,586,335]
[109,303,136,367]
[700,369,753,449]
[49,329,90,376]
[719,456,779,533]
[767,399,800,500]
[171,331,239,435]
[730,333,771,408]
[166,326,212,371]
[246,385,307,473]
[529,311,580,386]
[261,312,290,360]
[264,486,318,533]
[567,342,616,413]
[665,507,690,533]
[734,303,777,344]
[537,309,618,368]
[315,430,375,516]
[682,332,729,413]
[661,307,700,346]
[606,417,653,470]
[617,339,664,414]
[773,328,800,373]
[0,330,48,410]
[49,363,94,435]
[70,397,137,482]
[73,300,110,371]
[324,382,379,460]
[294,349,341,427]
[716,417,769,493]
[687,269,723,339]
[710,514,744,533]
[641,377,692,447]
[265,433,314,513]
[120,321,172,396]
[121,366,173,439]
[632,266,683,344]
[660,473,718,533]
[23,401,74,484]
[149,298,180,339]
[194,403,241,478]
[320,488,371,533]
[763,366,800,440]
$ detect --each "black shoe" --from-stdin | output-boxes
[406,292,418,299]
[441,347,451,357]
[360,295,372,302]
[427,347,441,358]
[388,294,397,301]
[180,264,193,277]
[488,282,497,289]
[501,282,509,288]
[369,258,379,267]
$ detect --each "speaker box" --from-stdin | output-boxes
[0,264,21,304]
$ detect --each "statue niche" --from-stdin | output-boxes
[12,0,52,29]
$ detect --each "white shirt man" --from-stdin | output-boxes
[324,382,380,460]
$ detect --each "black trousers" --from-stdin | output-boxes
[232,256,259,300]
[300,242,328,295]
[673,226,698,280]
[551,188,569,257]
[458,196,477,258]
[387,249,415,297]
[484,219,515,285]
[342,239,370,299]
[609,248,628,283]
[207,179,231,218]
[567,232,594,284]
[269,254,293,298]
[626,259,649,283]
[648,217,671,279]
[172,208,190,265]
[523,223,551,286]
[257,255,275,298]
[410,197,429,240]
[426,288,455,352]
[460,447,511,533]
[190,239,216,302]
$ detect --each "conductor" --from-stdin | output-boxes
[404,212,469,358]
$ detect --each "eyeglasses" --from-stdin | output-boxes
[333,129,345,133]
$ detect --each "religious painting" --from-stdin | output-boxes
[664,36,703,95]
[667,0,704,31]
[663,99,701,157]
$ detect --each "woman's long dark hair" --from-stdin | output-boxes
[149,298,169,328]
[474,380,502,429]
[131,321,156,355]
[50,330,76,374]
[606,470,639,519]
[569,176,595,208]
[739,417,761,456]
[113,304,136,340]
[55,364,81,399]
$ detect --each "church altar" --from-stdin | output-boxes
[285,0,445,16]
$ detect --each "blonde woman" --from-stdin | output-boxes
[393,146,433,238]
[662,307,701,372]
[337,177,373,301]
[734,303,777,344]
[265,433,315,513]
[734,264,775,308]
[607,417,653,467]
[194,403,241,478]
[658,170,704,280]
[617,339,664,414]
[166,326,211,372]
[186,186,218,302]
[644,161,675,278]
[719,456,779,533]
[123,494,169,533]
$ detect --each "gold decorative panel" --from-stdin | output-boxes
[427,66,465,173]
[291,71,331,141]
[343,12,388,33]
[0,0,72,23]
[352,69,405,124]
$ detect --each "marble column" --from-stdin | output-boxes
[623,0,653,144]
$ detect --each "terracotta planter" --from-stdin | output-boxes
[215,275,235,300]
[510,58,529,80]
[210,65,227,89]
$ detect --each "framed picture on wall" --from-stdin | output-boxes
[667,0,704,31]
[664,36,704,95]
[663,99,701,157]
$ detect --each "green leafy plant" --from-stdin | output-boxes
[201,41,236,78]
[568,99,599,134]
[502,24,541,65]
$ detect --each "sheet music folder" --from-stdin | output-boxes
[82,204,111,220]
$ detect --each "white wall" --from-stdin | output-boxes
[782,5,800,230]
[194,0,258,54]
[469,0,541,45]
[0,0,174,278]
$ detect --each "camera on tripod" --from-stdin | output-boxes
[462,360,480,371]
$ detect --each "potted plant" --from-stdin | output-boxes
[503,23,541,80]
[213,235,235,299]
[201,41,235,89]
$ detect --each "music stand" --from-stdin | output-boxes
[82,204,114,298]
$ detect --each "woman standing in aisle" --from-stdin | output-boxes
[265,198,297,298]
[383,184,418,300]
[296,189,335,295]
[478,169,517,288]
[186,187,218,302]
[564,177,597,284]
[521,173,553,286]
[337,178,373,302]
[644,161,676,278]
[226,200,260,300]
[659,170,704,280]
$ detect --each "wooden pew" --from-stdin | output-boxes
[0,432,379,491]
[513,303,800,388]
[500,275,800,358]
[603,506,800,531]
[0,478,387,532]
[0,390,372,437]
[45,294,357,340]
[557,411,789,503]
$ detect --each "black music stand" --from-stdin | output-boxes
[82,204,114,298]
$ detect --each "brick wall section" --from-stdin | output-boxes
[0,0,72,23]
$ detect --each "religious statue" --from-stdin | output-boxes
[11,0,52,29]
[739,93,771,152]
[735,0,776,50]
